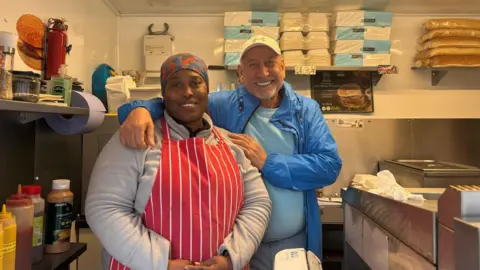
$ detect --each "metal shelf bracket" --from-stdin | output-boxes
[431,70,448,86]
[18,112,46,124]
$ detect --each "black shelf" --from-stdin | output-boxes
[32,243,87,270]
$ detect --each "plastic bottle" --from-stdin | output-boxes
[44,179,74,254]
[22,185,45,263]
[50,64,72,105]
[0,205,15,270]
[6,185,33,270]
[0,222,4,270]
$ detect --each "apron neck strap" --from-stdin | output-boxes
[161,117,223,143]
[160,118,171,140]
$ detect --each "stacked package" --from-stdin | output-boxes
[415,19,480,67]
[331,11,393,66]
[280,13,331,67]
[224,12,280,67]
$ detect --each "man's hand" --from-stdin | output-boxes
[184,256,233,270]
[168,259,192,270]
[119,107,155,149]
[228,133,267,170]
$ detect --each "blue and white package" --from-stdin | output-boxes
[333,53,391,66]
[224,39,246,53]
[224,26,280,40]
[224,26,253,39]
[335,11,392,27]
[224,12,279,26]
[332,26,391,40]
[333,40,391,54]
[224,52,241,66]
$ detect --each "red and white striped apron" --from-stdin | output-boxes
[110,118,246,269]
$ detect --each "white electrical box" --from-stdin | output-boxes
[144,35,173,72]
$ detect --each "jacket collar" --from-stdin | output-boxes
[238,81,301,123]
[163,110,213,139]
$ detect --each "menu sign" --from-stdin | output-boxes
[311,71,374,113]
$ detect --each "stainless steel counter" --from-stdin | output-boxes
[343,203,435,270]
[342,187,438,264]
[454,217,480,270]
[343,186,480,270]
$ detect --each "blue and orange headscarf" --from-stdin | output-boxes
[160,53,209,94]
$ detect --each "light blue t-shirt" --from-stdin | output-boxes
[244,106,305,242]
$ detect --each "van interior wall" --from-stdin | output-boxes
[3,3,480,268]
[324,118,480,196]
[119,14,480,118]
[1,114,479,267]
[79,118,480,198]
[1,0,118,93]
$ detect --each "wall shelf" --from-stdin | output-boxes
[129,85,161,91]
[209,65,380,72]
[208,65,395,86]
[411,66,480,86]
[0,99,89,124]
[32,243,87,270]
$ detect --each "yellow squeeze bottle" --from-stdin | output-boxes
[0,222,3,270]
[0,205,16,270]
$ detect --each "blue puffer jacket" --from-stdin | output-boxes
[118,81,342,260]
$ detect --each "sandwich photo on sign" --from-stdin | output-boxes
[311,71,373,113]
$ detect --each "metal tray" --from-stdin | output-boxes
[384,160,480,176]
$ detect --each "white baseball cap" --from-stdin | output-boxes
[239,35,281,60]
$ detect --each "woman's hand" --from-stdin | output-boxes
[184,256,233,270]
[168,259,192,270]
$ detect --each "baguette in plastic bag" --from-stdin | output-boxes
[415,55,480,67]
[417,37,480,51]
[424,19,480,31]
[415,47,480,60]
[418,29,480,43]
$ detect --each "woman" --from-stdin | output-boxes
[85,53,272,270]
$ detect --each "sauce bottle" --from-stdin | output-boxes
[6,185,33,270]
[44,179,74,254]
[50,64,72,105]
[22,185,45,263]
[0,205,16,270]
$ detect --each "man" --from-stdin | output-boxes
[117,35,342,269]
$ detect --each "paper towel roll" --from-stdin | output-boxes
[45,91,106,135]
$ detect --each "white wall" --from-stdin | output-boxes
[83,0,119,92]
[1,0,118,93]
[118,14,480,119]
[118,15,235,91]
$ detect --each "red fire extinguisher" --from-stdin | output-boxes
[46,18,70,80]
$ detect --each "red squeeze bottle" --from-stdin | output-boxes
[6,184,34,270]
